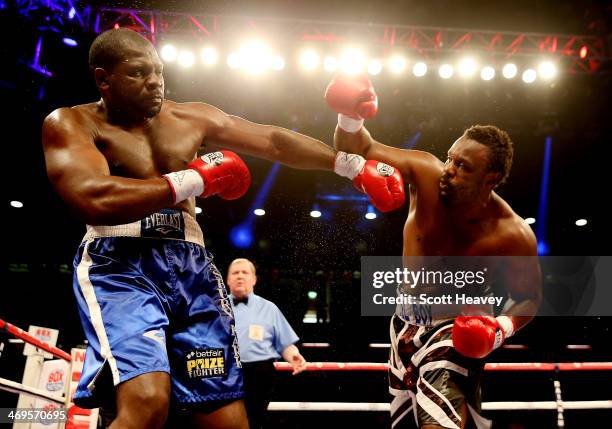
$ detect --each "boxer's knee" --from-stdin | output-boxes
[112,372,171,429]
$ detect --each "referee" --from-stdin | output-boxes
[227,258,307,429]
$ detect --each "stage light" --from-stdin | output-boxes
[254,209,266,216]
[458,57,477,77]
[438,64,454,79]
[538,61,557,80]
[10,200,23,208]
[195,206,202,214]
[68,7,76,19]
[307,291,318,300]
[324,56,338,72]
[62,37,77,47]
[537,241,549,255]
[388,55,407,74]
[480,66,495,81]
[271,55,285,71]
[201,47,218,66]
[230,224,254,248]
[177,50,195,68]
[579,46,588,59]
[575,219,587,227]
[522,68,537,83]
[367,59,383,75]
[412,62,427,77]
[300,49,319,71]
[160,44,177,62]
[502,63,517,79]
[310,203,322,218]
[365,205,376,220]
[238,40,272,74]
[339,48,366,74]
[525,217,536,225]
[227,52,242,69]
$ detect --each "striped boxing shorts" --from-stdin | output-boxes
[388,314,492,429]
[71,209,243,410]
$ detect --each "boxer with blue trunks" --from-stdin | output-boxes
[72,209,243,410]
[42,28,404,429]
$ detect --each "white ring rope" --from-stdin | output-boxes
[0,376,64,404]
[268,400,612,412]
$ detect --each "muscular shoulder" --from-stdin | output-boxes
[43,104,98,145]
[494,200,538,256]
[44,103,96,127]
[395,149,444,186]
[162,100,228,127]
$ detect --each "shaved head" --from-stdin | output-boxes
[89,28,153,73]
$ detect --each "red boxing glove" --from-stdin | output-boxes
[354,160,405,212]
[353,159,405,212]
[325,74,378,120]
[334,152,405,212]
[452,315,515,359]
[187,151,251,200]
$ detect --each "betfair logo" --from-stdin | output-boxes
[186,348,227,378]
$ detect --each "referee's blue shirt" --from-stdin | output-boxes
[230,293,299,363]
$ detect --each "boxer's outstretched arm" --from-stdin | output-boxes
[333,125,439,183]
[196,103,336,170]
[42,108,173,225]
[498,225,542,331]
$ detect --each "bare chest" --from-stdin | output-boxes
[94,118,204,179]
[403,202,498,256]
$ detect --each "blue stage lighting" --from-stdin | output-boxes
[230,224,254,248]
[536,136,552,255]
[62,37,77,47]
[365,204,376,220]
[537,241,549,256]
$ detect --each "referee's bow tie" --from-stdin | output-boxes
[232,296,248,305]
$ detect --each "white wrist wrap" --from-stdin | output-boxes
[496,315,515,338]
[338,113,364,133]
[334,151,366,180]
[163,169,204,204]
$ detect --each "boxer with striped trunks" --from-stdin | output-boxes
[326,74,542,429]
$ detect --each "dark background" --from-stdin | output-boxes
[1,1,612,427]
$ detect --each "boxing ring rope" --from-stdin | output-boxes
[273,361,612,372]
[272,362,612,413]
[1,317,611,417]
[0,376,64,404]
[0,318,71,361]
[0,318,71,407]
[267,401,612,412]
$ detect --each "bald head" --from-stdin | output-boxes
[89,28,153,73]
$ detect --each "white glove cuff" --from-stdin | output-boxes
[338,113,364,133]
[163,169,204,204]
[496,315,516,339]
[334,151,366,180]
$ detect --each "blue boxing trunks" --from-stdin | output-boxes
[72,209,243,409]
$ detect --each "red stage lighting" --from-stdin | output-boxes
[579,46,588,59]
